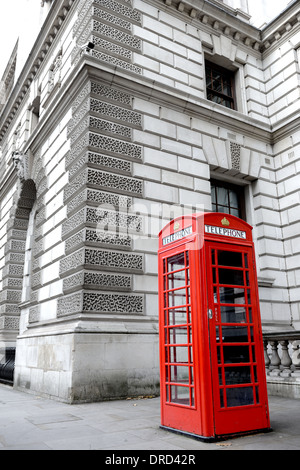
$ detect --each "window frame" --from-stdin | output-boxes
[210,179,246,220]
[205,60,236,110]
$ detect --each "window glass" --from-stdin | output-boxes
[206,61,235,110]
[211,180,245,220]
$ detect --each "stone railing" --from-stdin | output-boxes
[263,331,300,399]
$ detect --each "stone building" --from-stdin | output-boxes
[0,0,299,402]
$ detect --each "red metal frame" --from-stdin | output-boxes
[158,213,270,440]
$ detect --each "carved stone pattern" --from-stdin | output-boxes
[61,243,143,276]
[86,189,132,208]
[88,151,131,174]
[85,229,132,248]
[230,142,241,171]
[0,316,19,330]
[92,36,132,60]
[67,150,132,180]
[11,229,27,240]
[72,82,91,113]
[63,227,130,253]
[93,0,141,24]
[86,207,142,232]
[59,250,84,275]
[91,82,131,106]
[92,21,141,50]
[82,292,143,314]
[91,49,142,75]
[7,253,25,263]
[3,278,22,288]
[74,0,93,34]
[32,272,41,288]
[57,293,82,316]
[68,98,90,136]
[73,5,93,40]
[0,304,20,314]
[87,169,143,195]
[89,116,132,139]
[28,306,40,323]
[67,154,88,179]
[62,208,85,236]
[33,239,44,257]
[0,290,22,302]
[93,8,133,32]
[90,98,142,126]
[30,291,38,304]
[15,207,31,218]
[66,189,131,216]
[8,240,26,252]
[88,132,142,160]
[69,117,89,145]
[4,264,24,277]
[63,271,131,291]
[63,172,86,202]
[65,191,86,215]
[84,248,143,271]
[70,134,89,161]
[65,229,85,252]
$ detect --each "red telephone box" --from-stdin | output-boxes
[158,212,271,441]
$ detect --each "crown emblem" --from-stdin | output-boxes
[221,217,230,226]
[174,221,180,230]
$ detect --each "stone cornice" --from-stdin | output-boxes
[0,0,76,142]
[261,0,300,53]
[157,0,300,53]
[155,0,262,50]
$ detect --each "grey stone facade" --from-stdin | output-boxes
[0,0,299,401]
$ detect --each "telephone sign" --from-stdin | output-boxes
[158,212,271,441]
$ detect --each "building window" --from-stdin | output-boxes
[211,180,245,219]
[205,61,235,110]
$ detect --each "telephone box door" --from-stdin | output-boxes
[205,241,270,436]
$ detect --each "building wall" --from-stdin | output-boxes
[0,0,299,400]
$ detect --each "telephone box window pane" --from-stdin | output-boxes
[218,368,223,385]
[220,389,224,408]
[224,366,251,385]
[168,327,188,345]
[222,326,249,343]
[253,366,258,383]
[168,253,185,272]
[218,268,244,286]
[255,386,260,404]
[190,388,195,407]
[170,385,190,405]
[167,271,186,289]
[168,288,187,308]
[248,308,253,323]
[168,308,188,326]
[169,346,189,363]
[219,287,246,304]
[170,365,190,384]
[220,306,247,323]
[218,251,243,267]
[226,387,254,407]
[223,345,250,363]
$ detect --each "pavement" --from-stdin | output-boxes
[0,383,299,451]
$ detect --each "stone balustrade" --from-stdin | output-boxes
[263,331,300,399]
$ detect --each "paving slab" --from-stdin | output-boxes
[0,383,299,451]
